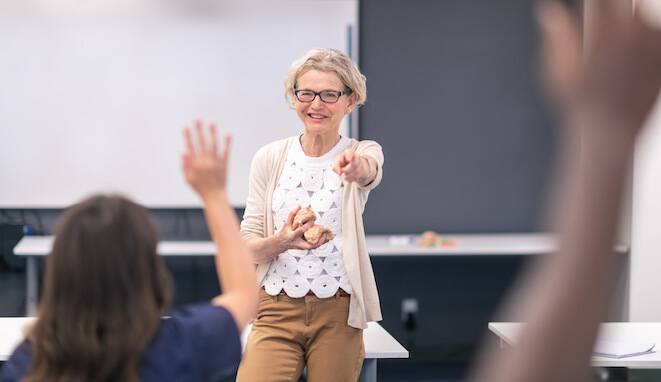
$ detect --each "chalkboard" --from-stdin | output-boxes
[359,0,557,233]
[0,0,356,208]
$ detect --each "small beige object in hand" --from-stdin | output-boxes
[417,230,439,247]
[304,224,334,244]
[293,207,316,229]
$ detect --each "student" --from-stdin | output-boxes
[1,121,257,382]
[471,1,661,381]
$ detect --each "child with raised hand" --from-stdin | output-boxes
[1,121,257,382]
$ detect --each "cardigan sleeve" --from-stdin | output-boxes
[240,145,269,241]
[355,140,384,191]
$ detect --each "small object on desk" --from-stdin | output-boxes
[388,235,413,246]
[440,238,456,248]
[593,340,656,359]
[417,230,439,247]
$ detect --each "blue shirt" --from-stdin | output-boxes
[1,303,241,382]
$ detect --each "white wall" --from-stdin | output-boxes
[0,0,357,208]
[629,0,661,320]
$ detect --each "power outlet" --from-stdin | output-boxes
[401,298,418,317]
[401,298,419,329]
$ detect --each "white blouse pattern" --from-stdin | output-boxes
[263,136,352,298]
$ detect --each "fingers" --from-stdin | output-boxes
[332,151,350,175]
[589,0,631,40]
[209,122,218,154]
[536,0,582,103]
[183,127,195,155]
[184,119,223,157]
[345,156,363,180]
[293,220,314,236]
[342,150,355,172]
[181,153,192,172]
[286,207,301,227]
[301,220,314,231]
[220,134,232,163]
[310,236,327,249]
[297,240,315,250]
[332,159,343,175]
[194,119,206,153]
[334,149,358,177]
[337,151,366,182]
[537,1,578,40]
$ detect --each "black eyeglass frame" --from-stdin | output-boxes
[293,88,353,104]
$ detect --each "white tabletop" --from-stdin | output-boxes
[240,322,408,359]
[489,322,661,368]
[13,236,218,257]
[0,317,33,362]
[367,233,556,255]
[1,318,407,361]
[14,233,628,257]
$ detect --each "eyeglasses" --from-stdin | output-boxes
[293,88,352,104]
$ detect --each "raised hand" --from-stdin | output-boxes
[332,149,374,184]
[181,119,231,200]
[538,0,661,135]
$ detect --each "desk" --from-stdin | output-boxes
[489,322,661,368]
[15,237,220,314]
[369,233,557,256]
[0,318,407,382]
[14,234,629,315]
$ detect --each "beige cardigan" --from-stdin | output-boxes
[240,136,383,329]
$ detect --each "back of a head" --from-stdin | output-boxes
[24,194,173,382]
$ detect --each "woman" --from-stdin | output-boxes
[1,122,257,382]
[237,48,383,382]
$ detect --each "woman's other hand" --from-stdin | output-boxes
[333,149,376,185]
[276,207,328,251]
[182,119,231,200]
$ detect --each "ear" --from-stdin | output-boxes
[346,93,357,114]
[289,89,297,109]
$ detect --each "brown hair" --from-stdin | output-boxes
[23,195,173,382]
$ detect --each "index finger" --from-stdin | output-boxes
[332,157,344,174]
[220,134,232,163]
[209,122,218,155]
[183,127,195,154]
[343,150,354,164]
[287,206,301,224]
[311,236,327,248]
[194,119,208,152]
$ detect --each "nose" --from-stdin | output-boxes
[310,95,324,108]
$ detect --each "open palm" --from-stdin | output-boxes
[182,120,231,199]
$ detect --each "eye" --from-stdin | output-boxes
[320,91,340,102]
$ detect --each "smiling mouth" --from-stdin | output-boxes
[308,113,328,120]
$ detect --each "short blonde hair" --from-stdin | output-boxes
[284,48,367,107]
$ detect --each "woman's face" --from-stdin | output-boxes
[292,69,355,136]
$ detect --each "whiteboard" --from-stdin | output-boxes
[0,0,357,208]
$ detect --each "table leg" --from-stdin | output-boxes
[359,359,377,382]
[26,257,38,315]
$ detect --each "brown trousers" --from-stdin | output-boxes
[236,289,364,382]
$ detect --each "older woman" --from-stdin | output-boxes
[237,48,383,382]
